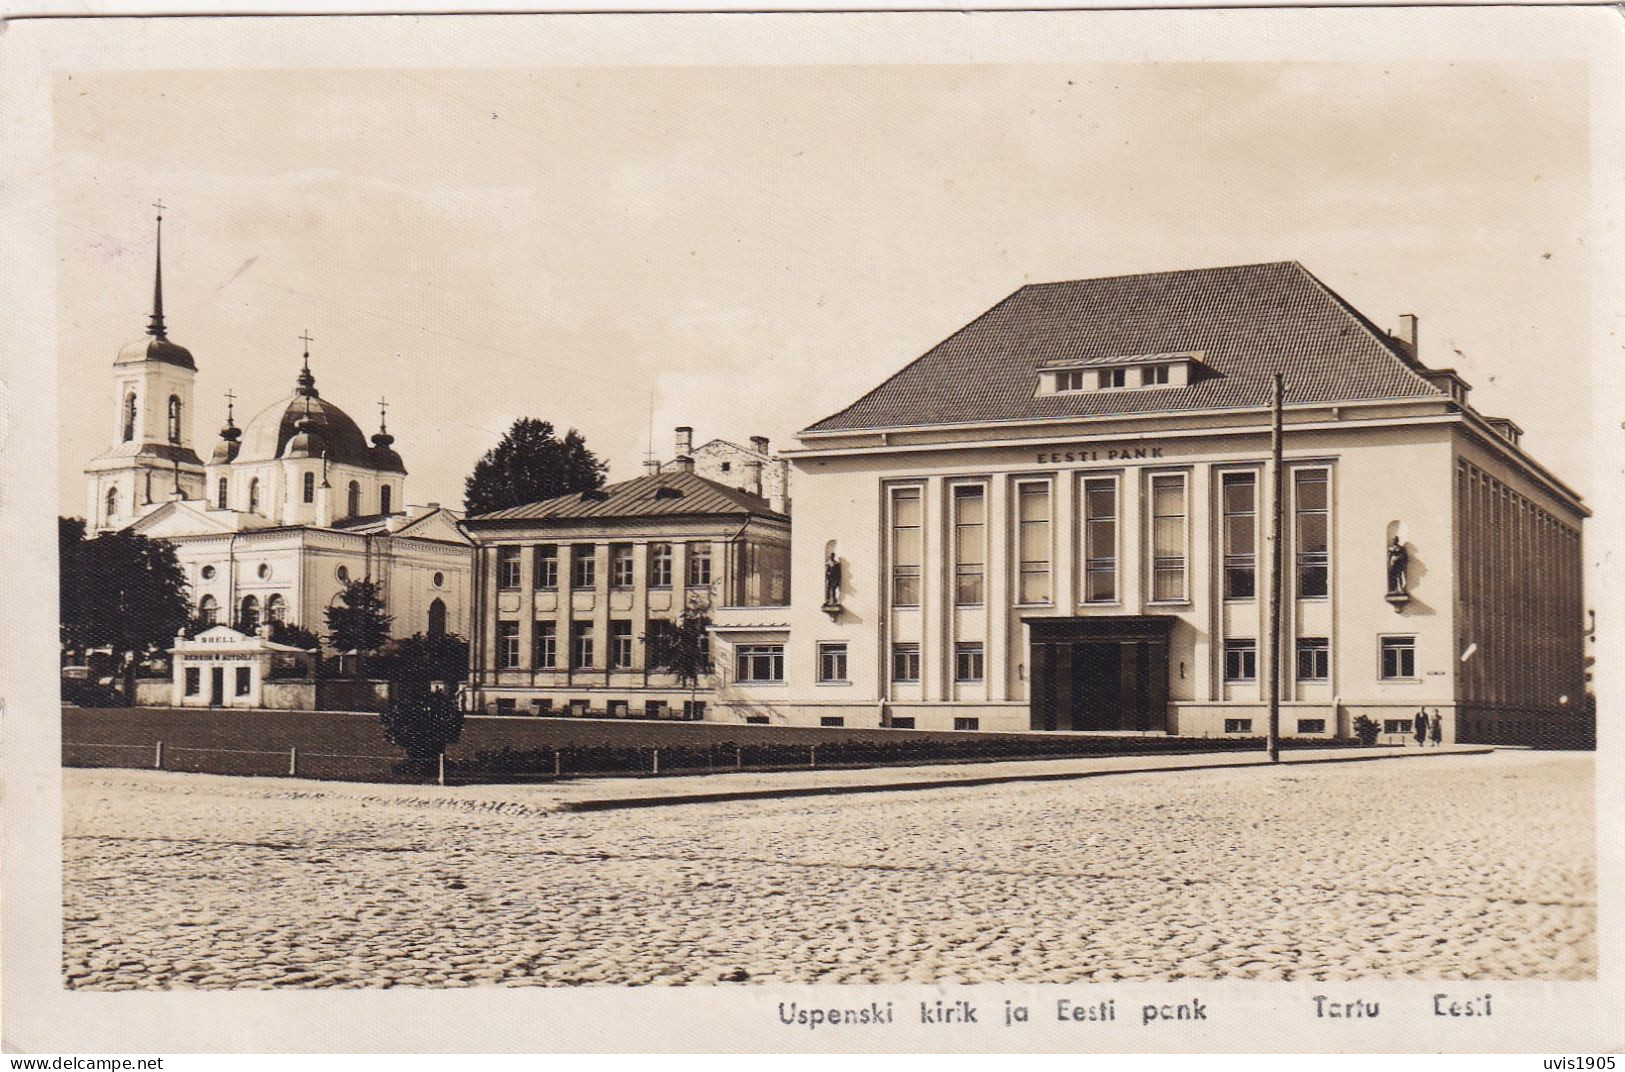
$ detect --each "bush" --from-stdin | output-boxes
[380,690,464,769]
[1352,715,1380,746]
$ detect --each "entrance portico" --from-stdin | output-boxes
[1027,616,1174,733]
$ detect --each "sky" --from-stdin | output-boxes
[53,59,1592,513]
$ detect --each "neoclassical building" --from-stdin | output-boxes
[710,261,1588,744]
[83,215,472,645]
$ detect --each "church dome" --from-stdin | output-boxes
[116,336,196,371]
[237,393,389,468]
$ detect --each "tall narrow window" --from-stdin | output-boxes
[891,486,923,607]
[497,621,520,669]
[347,481,361,517]
[648,543,673,588]
[610,544,635,588]
[687,543,712,587]
[428,599,447,638]
[1295,469,1330,598]
[197,594,218,626]
[497,546,522,589]
[248,478,260,514]
[265,594,285,625]
[1150,473,1187,602]
[610,620,634,669]
[532,620,556,668]
[167,396,182,444]
[534,545,558,589]
[571,545,596,589]
[122,393,137,442]
[104,487,119,526]
[302,471,315,504]
[216,477,229,510]
[954,642,985,683]
[1017,481,1052,604]
[953,485,986,606]
[1222,472,1258,600]
[1083,477,1118,603]
[572,621,595,669]
[379,485,393,515]
[239,595,260,633]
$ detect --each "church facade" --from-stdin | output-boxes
[709,262,1589,745]
[83,215,472,647]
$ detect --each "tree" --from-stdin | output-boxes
[59,517,191,698]
[384,632,469,695]
[268,621,322,651]
[380,690,463,777]
[464,418,607,516]
[649,593,713,718]
[324,577,392,677]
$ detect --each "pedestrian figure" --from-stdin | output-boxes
[1430,710,1443,747]
[1414,708,1429,747]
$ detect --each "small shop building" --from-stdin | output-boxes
[169,625,318,709]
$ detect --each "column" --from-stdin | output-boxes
[987,475,1011,700]
[517,544,536,672]
[593,541,611,684]
[555,541,575,684]
[631,542,651,672]
[920,475,946,701]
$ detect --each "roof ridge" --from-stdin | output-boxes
[1017,259,1304,292]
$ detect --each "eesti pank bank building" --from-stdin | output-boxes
[472,262,1588,744]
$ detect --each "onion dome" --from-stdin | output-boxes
[283,400,323,460]
[115,207,197,370]
[211,391,242,464]
[370,398,404,472]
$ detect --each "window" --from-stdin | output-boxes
[1381,636,1416,679]
[1017,481,1052,604]
[104,487,119,526]
[217,478,229,510]
[817,642,848,683]
[954,717,980,731]
[608,700,629,719]
[610,620,634,669]
[1297,719,1327,734]
[571,545,596,589]
[1098,368,1126,389]
[610,544,634,588]
[1224,639,1257,682]
[1142,364,1170,386]
[1383,718,1411,734]
[955,642,985,683]
[184,667,200,695]
[686,701,709,720]
[891,486,923,606]
[1224,718,1254,734]
[494,698,517,715]
[820,716,846,728]
[201,565,216,580]
[735,644,784,683]
[336,565,349,583]
[1295,469,1330,598]
[687,543,712,587]
[248,479,260,513]
[648,543,672,588]
[644,700,666,719]
[531,698,553,716]
[571,622,595,669]
[347,481,360,517]
[379,485,392,515]
[167,396,182,445]
[570,699,590,717]
[197,594,218,625]
[497,546,522,589]
[953,485,986,605]
[891,643,921,683]
[235,666,251,696]
[534,545,558,589]
[433,572,444,588]
[497,621,520,669]
[257,563,272,580]
[1056,369,1087,392]
[428,598,447,638]
[1150,473,1188,602]
[265,594,285,625]
[1297,637,1330,681]
[1083,477,1118,603]
[533,620,556,668]
[238,595,260,633]
[302,471,315,504]
[1222,472,1257,600]
[123,393,137,442]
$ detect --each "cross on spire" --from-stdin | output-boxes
[378,397,389,432]
[295,331,319,397]
[299,329,315,361]
[153,198,166,216]
[224,387,237,422]
[147,201,168,339]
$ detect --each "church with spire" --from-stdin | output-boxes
[84,211,472,645]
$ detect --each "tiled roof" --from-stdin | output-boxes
[803,261,1444,434]
[467,470,787,524]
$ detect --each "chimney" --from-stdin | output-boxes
[672,454,695,475]
[674,426,693,458]
[743,458,764,497]
[643,457,663,476]
[1395,314,1419,358]
[750,435,770,456]
[770,458,790,514]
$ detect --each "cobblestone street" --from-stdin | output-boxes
[62,750,1594,989]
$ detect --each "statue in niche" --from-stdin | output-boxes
[1386,536,1410,596]
[824,551,843,607]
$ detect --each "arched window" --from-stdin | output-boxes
[265,594,286,625]
[122,393,137,442]
[104,486,119,526]
[216,477,229,510]
[197,594,218,626]
[347,480,361,517]
[239,595,260,633]
[303,471,315,504]
[379,484,392,515]
[248,478,260,513]
[427,598,447,638]
[167,396,182,445]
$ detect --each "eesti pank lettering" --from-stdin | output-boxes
[1036,446,1165,464]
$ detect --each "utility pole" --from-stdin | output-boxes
[1267,373,1285,763]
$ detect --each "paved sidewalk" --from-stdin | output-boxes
[551,743,1492,810]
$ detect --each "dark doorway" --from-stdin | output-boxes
[1028,616,1173,732]
[209,666,225,707]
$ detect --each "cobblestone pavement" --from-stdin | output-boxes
[62,751,1594,988]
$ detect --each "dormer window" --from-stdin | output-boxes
[1037,351,1205,397]
[1056,370,1087,393]
[1143,365,1170,386]
[1099,369,1126,389]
